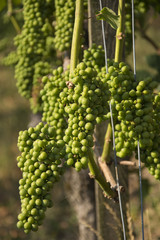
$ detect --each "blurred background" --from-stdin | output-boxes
[0,3,160,240]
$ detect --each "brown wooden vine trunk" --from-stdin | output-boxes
[64,1,130,240]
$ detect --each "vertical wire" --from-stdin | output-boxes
[131,0,136,79]
[99,0,108,73]
[98,0,126,239]
[137,140,145,240]
[109,102,127,240]
[132,0,145,239]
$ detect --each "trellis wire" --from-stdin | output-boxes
[109,102,127,240]
[99,0,108,73]
[98,1,126,239]
[131,0,145,239]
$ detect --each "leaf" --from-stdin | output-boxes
[0,0,7,12]
[96,7,119,30]
[12,0,22,6]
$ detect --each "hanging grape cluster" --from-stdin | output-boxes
[14,0,54,101]
[16,122,65,233]
[40,44,110,171]
[107,71,157,158]
[141,93,160,180]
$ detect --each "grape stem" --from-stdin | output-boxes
[115,0,125,62]
[88,150,117,199]
[70,0,84,73]
[88,0,92,48]
[98,157,117,189]
[101,123,112,163]
[118,160,136,166]
[7,0,21,34]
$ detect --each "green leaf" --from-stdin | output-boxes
[13,0,22,6]
[96,7,119,30]
[0,0,7,12]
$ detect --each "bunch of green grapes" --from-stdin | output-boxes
[1,51,18,66]
[63,61,110,171]
[16,122,65,233]
[113,77,157,158]
[140,93,160,180]
[54,0,75,51]
[103,61,158,158]
[102,62,136,157]
[15,0,54,100]
[40,45,110,171]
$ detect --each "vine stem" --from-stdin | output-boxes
[115,0,125,62]
[101,0,125,165]
[7,0,21,34]
[70,0,117,199]
[88,150,117,199]
[101,123,112,163]
[70,0,83,73]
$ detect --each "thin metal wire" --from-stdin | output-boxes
[98,1,126,238]
[132,0,145,239]
[137,140,145,240]
[131,0,136,79]
[99,0,108,73]
[109,102,127,240]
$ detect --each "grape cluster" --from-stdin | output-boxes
[102,60,160,175]
[109,75,157,158]
[17,122,65,233]
[84,46,160,166]
[140,93,160,180]
[14,0,54,100]
[54,0,75,51]
[40,46,110,171]
[64,62,110,171]
[102,62,136,157]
